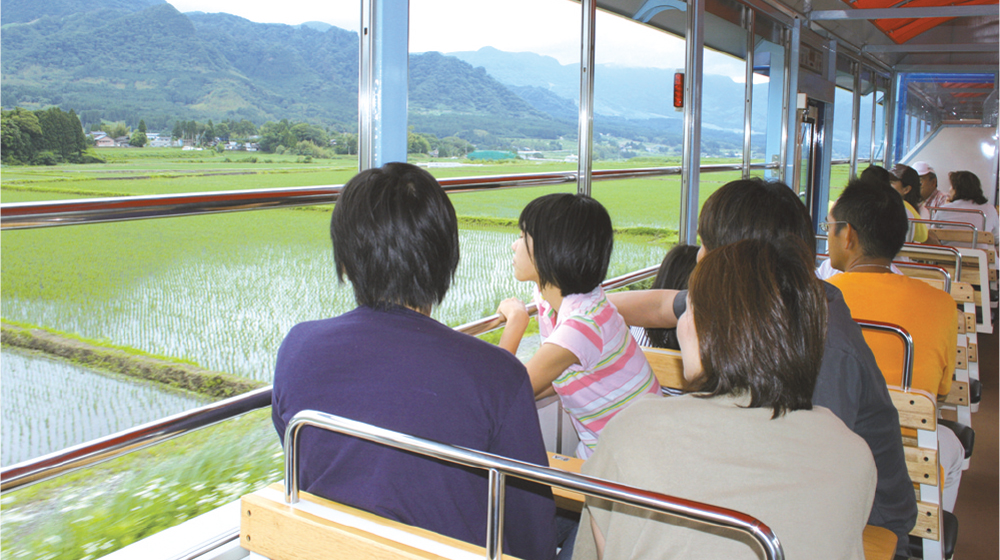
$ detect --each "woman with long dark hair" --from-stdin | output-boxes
[574,237,877,560]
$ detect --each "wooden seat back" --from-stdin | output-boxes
[640,346,686,391]
[243,483,518,559]
[269,410,788,560]
[887,387,947,559]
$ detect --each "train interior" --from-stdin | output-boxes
[1,0,997,558]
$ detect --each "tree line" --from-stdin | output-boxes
[1,107,93,165]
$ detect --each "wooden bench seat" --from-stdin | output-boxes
[242,483,508,560]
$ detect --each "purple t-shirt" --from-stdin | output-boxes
[273,305,557,560]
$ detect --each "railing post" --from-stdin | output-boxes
[780,18,800,185]
[849,60,861,178]
[577,0,597,197]
[486,468,506,560]
[358,0,408,171]
[680,0,705,244]
[742,7,755,180]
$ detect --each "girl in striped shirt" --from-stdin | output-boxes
[496,193,660,459]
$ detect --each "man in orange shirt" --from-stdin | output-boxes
[827,178,963,511]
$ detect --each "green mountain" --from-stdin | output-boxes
[1,0,570,140]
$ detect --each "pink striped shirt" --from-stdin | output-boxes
[535,286,660,458]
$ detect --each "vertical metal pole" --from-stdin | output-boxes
[680,0,705,244]
[358,0,409,171]
[893,72,908,165]
[870,80,879,166]
[849,61,861,178]
[762,40,785,180]
[780,18,800,185]
[742,7,755,179]
[359,0,375,171]
[283,424,302,504]
[811,38,837,228]
[578,0,597,197]
[884,71,897,167]
[486,469,506,560]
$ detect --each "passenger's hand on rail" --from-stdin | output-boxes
[497,298,530,355]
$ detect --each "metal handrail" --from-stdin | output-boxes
[0,267,659,493]
[926,206,988,232]
[893,262,953,293]
[820,234,965,280]
[0,164,777,230]
[815,254,953,293]
[283,409,785,560]
[910,218,978,247]
[896,242,964,280]
[0,387,272,493]
[855,320,914,390]
[454,265,659,337]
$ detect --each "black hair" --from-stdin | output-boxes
[890,164,923,207]
[330,162,459,310]
[518,193,613,296]
[689,237,827,418]
[859,165,892,189]
[831,178,908,260]
[645,244,699,350]
[698,178,816,257]
[949,171,988,204]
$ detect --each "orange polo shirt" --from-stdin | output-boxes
[829,272,956,397]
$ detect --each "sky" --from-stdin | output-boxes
[164,0,749,80]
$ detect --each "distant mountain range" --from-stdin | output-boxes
[2,0,853,154]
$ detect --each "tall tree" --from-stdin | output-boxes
[1,108,43,164]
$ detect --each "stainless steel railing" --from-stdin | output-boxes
[893,262,953,294]
[0,164,775,230]
[283,409,785,560]
[0,386,272,492]
[926,206,989,232]
[817,235,964,280]
[0,266,659,493]
[910,218,979,247]
[855,320,914,390]
[816,254,953,293]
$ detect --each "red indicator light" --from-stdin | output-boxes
[673,72,684,109]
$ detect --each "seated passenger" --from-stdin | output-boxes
[608,178,916,553]
[630,244,699,350]
[496,193,660,459]
[912,161,949,219]
[271,162,556,560]
[934,170,999,240]
[575,238,877,560]
[826,178,963,511]
[889,163,935,244]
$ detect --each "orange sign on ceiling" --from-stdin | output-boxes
[844,0,1000,44]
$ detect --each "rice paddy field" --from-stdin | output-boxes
[0,149,852,558]
[1,349,210,467]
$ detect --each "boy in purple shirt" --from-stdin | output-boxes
[272,162,557,560]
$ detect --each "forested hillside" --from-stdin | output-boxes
[0,0,565,140]
[1,0,762,152]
